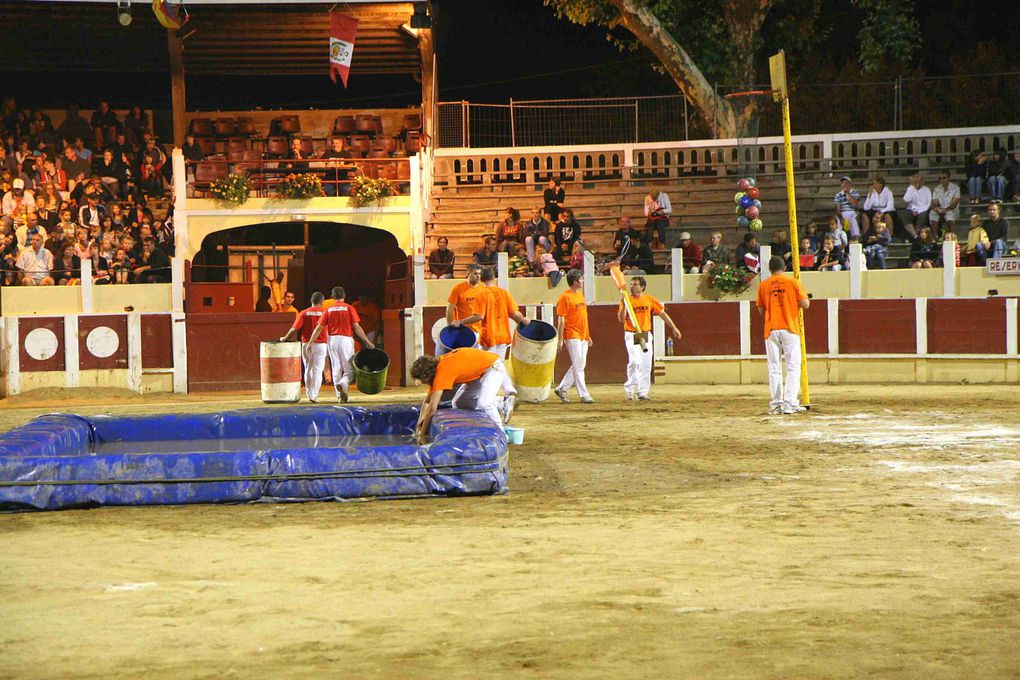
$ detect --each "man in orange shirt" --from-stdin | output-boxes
[411,347,512,436]
[755,256,810,414]
[279,291,328,402]
[277,290,299,320]
[353,294,381,345]
[553,269,594,403]
[445,264,485,344]
[307,286,375,403]
[617,276,682,401]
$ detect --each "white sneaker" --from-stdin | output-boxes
[554,387,569,403]
[625,390,635,401]
[781,406,804,415]
[501,393,517,423]
[769,405,782,415]
[580,396,595,404]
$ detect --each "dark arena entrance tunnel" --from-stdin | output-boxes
[190,221,408,307]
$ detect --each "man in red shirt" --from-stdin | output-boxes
[308,286,375,403]
[279,291,328,402]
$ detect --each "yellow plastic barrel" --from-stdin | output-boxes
[510,320,558,402]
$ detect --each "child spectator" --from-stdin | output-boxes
[535,244,561,287]
[909,227,940,269]
[815,236,844,271]
[963,213,990,266]
[702,231,728,273]
[568,241,584,272]
[863,220,891,269]
[804,221,822,251]
[508,244,532,277]
[735,232,760,272]
[769,230,791,265]
[799,238,816,270]
[111,248,129,284]
[93,234,115,284]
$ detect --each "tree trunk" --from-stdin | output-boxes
[608,0,761,138]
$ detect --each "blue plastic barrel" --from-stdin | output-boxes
[436,325,477,356]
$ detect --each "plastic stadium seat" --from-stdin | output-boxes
[371,137,396,155]
[226,137,249,153]
[279,116,301,135]
[197,137,217,156]
[367,149,390,159]
[371,115,384,136]
[236,117,258,137]
[405,131,422,155]
[190,118,214,137]
[349,135,372,157]
[299,137,315,157]
[396,160,411,180]
[266,136,289,158]
[401,113,422,134]
[354,115,376,137]
[333,115,355,136]
[215,118,237,137]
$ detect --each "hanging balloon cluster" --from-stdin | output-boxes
[734,177,763,231]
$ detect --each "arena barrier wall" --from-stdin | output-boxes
[0,312,184,397]
[186,312,295,392]
[0,405,507,511]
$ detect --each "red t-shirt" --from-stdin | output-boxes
[292,306,327,343]
[323,301,361,337]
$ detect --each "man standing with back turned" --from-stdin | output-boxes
[756,256,810,415]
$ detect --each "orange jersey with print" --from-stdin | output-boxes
[448,281,487,333]
[756,274,808,338]
[323,301,360,336]
[429,347,498,393]
[479,286,518,347]
[353,300,380,332]
[555,289,590,340]
[292,306,327,343]
[619,293,664,333]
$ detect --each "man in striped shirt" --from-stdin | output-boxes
[833,175,861,238]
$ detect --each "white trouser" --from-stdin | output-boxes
[452,358,506,427]
[623,331,653,397]
[765,329,801,410]
[302,342,328,401]
[839,210,860,238]
[556,338,591,400]
[484,343,517,395]
[327,334,356,393]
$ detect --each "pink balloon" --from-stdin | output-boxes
[745,206,760,220]
[737,178,750,191]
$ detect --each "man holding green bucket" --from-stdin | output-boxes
[307,286,375,403]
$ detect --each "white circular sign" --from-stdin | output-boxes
[86,326,120,358]
[24,327,59,361]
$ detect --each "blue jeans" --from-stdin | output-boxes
[971,243,988,266]
[987,176,1006,201]
[525,235,550,262]
[967,176,983,199]
[1013,174,1020,199]
[864,244,887,269]
[992,239,1007,259]
[645,217,668,244]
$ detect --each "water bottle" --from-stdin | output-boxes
[665,337,674,356]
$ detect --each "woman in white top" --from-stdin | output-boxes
[862,176,895,237]
[901,172,931,240]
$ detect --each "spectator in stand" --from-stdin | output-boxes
[987,149,1009,202]
[965,150,987,204]
[286,137,310,167]
[108,131,132,161]
[16,232,54,286]
[128,204,152,230]
[427,236,455,279]
[34,188,60,229]
[815,235,844,272]
[60,144,90,191]
[804,221,822,251]
[983,202,1009,259]
[0,146,16,176]
[909,227,940,268]
[52,242,80,286]
[769,230,792,266]
[14,140,31,168]
[2,178,35,229]
[1011,150,1020,203]
[901,173,931,241]
[962,214,991,266]
[14,211,46,250]
[735,232,761,273]
[119,151,141,202]
[677,231,703,273]
[74,136,92,164]
[495,207,524,254]
[648,231,668,252]
[54,105,91,147]
[622,233,655,274]
[43,223,68,258]
[523,208,551,262]
[72,226,94,263]
[320,136,353,197]
[543,178,565,221]
[28,110,55,147]
[95,149,121,198]
[535,245,562,286]
[78,193,105,229]
[703,232,729,273]
[799,238,817,270]
[182,133,205,163]
[255,286,273,312]
[123,106,149,146]
[862,176,895,236]
[55,207,76,233]
[508,244,532,277]
[133,237,171,283]
[825,215,848,251]
[473,236,498,267]
[863,220,891,269]
[1,232,19,285]
[568,241,585,272]
[611,216,640,259]
[108,203,126,229]
[111,248,130,284]
[93,234,115,284]
[140,152,163,198]
[833,175,861,238]
[930,171,961,238]
[554,208,581,262]
[38,158,67,195]
[142,135,166,168]
[90,101,120,148]
[643,189,671,244]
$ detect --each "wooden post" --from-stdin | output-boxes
[168,31,187,147]
[418,25,435,146]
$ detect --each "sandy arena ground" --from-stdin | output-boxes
[1,383,1019,679]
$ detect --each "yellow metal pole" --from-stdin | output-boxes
[781,96,810,407]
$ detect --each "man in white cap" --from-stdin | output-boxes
[677,232,704,273]
[2,178,36,230]
[833,176,861,238]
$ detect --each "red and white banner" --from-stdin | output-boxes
[329,12,358,87]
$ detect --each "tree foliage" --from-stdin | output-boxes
[544,0,920,136]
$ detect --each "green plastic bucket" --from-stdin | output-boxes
[352,348,390,395]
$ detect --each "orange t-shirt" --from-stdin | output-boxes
[555,289,590,341]
[353,300,380,333]
[429,347,497,393]
[756,274,808,338]
[447,281,487,333]
[619,293,664,333]
[479,286,518,347]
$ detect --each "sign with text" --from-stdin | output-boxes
[986,258,1020,275]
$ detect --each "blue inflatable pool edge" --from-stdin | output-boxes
[0,405,509,511]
